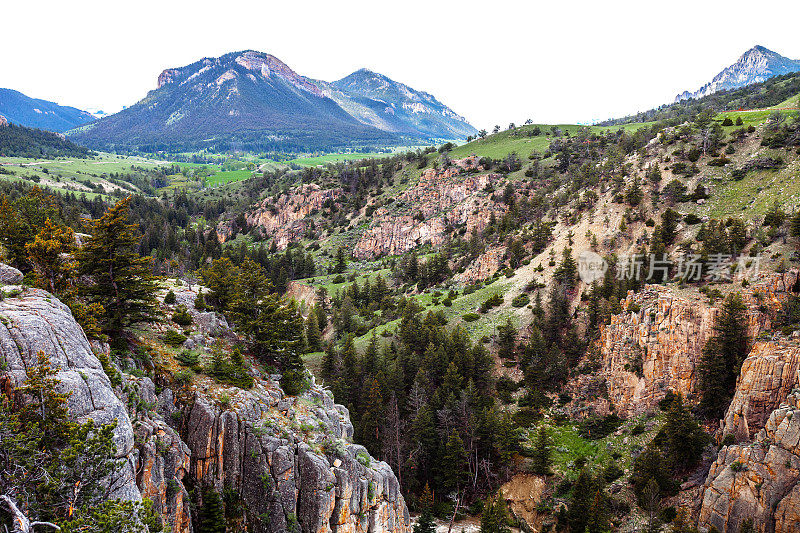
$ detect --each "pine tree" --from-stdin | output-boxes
[480,494,511,533]
[198,485,226,533]
[553,247,577,291]
[0,187,59,271]
[25,218,76,295]
[697,293,749,418]
[305,307,323,352]
[414,483,436,533]
[78,197,158,336]
[497,318,517,360]
[653,394,707,471]
[441,431,468,494]
[531,425,550,475]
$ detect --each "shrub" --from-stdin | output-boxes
[164,330,188,347]
[172,305,193,326]
[603,460,623,482]
[175,350,200,367]
[462,313,480,322]
[164,290,176,305]
[511,293,530,307]
[173,369,194,385]
[480,293,503,312]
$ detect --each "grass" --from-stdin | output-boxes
[205,169,253,187]
[287,152,393,167]
[449,122,654,160]
[537,412,664,481]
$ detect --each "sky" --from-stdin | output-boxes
[2,0,799,130]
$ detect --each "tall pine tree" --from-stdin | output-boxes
[78,197,158,336]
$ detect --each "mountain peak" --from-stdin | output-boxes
[675,46,800,102]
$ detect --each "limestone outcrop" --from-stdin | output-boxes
[0,268,410,532]
[0,286,140,501]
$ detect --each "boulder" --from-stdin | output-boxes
[0,263,23,285]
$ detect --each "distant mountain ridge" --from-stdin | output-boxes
[0,88,95,132]
[70,51,476,152]
[318,68,477,139]
[675,45,800,102]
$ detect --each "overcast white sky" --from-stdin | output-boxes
[2,0,799,129]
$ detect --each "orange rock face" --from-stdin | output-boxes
[721,339,800,441]
[699,390,800,533]
[218,183,342,248]
[599,271,799,417]
[352,159,505,259]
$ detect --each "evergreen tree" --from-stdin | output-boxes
[198,485,226,533]
[697,293,749,418]
[531,425,550,475]
[441,431,469,494]
[0,187,59,271]
[25,218,76,295]
[0,353,161,531]
[305,307,323,352]
[78,197,158,336]
[652,394,707,471]
[479,494,511,533]
[413,484,436,533]
[497,318,517,360]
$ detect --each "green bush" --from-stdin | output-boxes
[480,293,503,312]
[164,290,176,305]
[462,313,480,322]
[172,305,193,326]
[175,350,200,367]
[163,330,188,348]
[511,293,530,308]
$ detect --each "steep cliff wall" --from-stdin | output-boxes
[353,163,504,259]
[720,339,800,441]
[699,390,800,533]
[218,184,343,248]
[0,270,411,533]
[598,271,799,417]
[177,385,410,533]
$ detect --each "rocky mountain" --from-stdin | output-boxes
[317,69,477,139]
[675,45,800,102]
[0,88,95,132]
[69,51,475,153]
[0,267,411,532]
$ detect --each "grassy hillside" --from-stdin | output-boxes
[450,122,653,160]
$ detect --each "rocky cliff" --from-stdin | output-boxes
[699,389,800,533]
[598,271,799,417]
[0,269,411,532]
[218,184,343,249]
[353,159,504,259]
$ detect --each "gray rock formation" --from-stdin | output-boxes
[0,285,139,501]
[179,383,410,532]
[0,270,411,532]
[0,263,23,285]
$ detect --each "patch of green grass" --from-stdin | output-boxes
[206,169,253,187]
[541,413,664,481]
[287,152,393,167]
[449,122,653,161]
